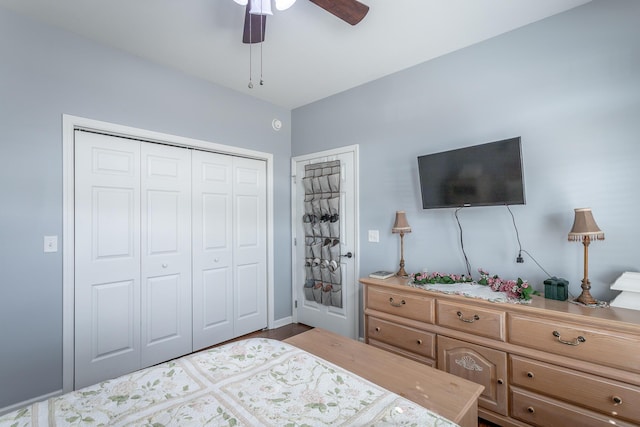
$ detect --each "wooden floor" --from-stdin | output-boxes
[234,322,314,341]
[227,324,499,427]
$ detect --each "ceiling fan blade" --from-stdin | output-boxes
[308,0,369,25]
[242,4,267,44]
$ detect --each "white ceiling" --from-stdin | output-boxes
[2,0,591,109]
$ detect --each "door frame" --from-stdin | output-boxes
[62,114,275,393]
[290,145,360,338]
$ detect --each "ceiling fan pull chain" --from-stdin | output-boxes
[260,2,264,86]
[248,43,253,88]
[248,1,253,88]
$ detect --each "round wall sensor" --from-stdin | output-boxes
[272,119,282,131]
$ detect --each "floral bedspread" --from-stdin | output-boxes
[0,338,458,426]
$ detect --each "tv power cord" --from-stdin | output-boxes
[454,207,472,277]
[506,205,552,277]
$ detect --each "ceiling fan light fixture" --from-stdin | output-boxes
[274,0,297,11]
[249,0,273,16]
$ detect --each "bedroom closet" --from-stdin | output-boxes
[73,130,267,389]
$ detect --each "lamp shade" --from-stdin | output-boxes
[249,0,273,15]
[392,211,411,233]
[568,208,604,241]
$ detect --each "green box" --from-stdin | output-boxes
[543,277,568,301]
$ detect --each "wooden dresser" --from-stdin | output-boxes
[361,276,640,427]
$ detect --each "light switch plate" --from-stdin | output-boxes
[368,230,379,243]
[44,235,58,253]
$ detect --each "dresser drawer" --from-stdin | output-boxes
[436,300,505,341]
[367,317,435,359]
[366,285,434,324]
[511,387,637,427]
[438,335,507,415]
[511,355,640,423]
[508,314,640,373]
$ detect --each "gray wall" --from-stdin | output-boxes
[293,0,640,315]
[0,7,292,409]
[3,0,640,412]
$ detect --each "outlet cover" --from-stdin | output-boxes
[368,230,379,243]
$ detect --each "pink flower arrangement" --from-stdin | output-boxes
[477,269,536,301]
[411,269,537,301]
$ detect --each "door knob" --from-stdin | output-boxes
[341,252,353,258]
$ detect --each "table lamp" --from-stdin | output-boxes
[392,211,411,277]
[568,208,604,305]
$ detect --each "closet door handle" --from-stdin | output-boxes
[341,252,353,258]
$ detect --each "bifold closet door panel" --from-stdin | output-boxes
[140,143,193,367]
[74,131,142,389]
[233,156,267,337]
[192,151,234,350]
[76,133,268,382]
[75,132,194,387]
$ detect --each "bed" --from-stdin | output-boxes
[0,328,481,426]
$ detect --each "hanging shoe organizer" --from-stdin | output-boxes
[302,160,342,308]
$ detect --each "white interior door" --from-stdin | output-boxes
[192,151,234,349]
[63,114,274,394]
[292,145,359,339]
[75,133,195,387]
[140,143,192,367]
[192,151,267,350]
[233,156,268,337]
[74,131,142,389]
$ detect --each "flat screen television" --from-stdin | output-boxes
[417,137,525,209]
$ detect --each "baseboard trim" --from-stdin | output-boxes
[0,389,62,416]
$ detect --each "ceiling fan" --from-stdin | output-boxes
[233,0,369,44]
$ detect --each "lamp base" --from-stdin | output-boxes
[576,279,598,305]
[576,291,597,305]
[395,266,408,278]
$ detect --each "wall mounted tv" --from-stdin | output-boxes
[417,137,525,209]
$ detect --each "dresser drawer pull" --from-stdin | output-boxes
[527,406,535,414]
[456,311,480,323]
[527,372,535,379]
[375,327,381,332]
[552,330,586,346]
[612,396,623,405]
[416,339,423,345]
[497,379,504,385]
[389,297,406,307]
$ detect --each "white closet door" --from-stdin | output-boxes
[192,151,234,349]
[74,131,141,389]
[75,131,267,382]
[140,143,192,366]
[233,156,267,337]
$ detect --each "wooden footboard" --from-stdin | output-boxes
[286,328,483,427]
